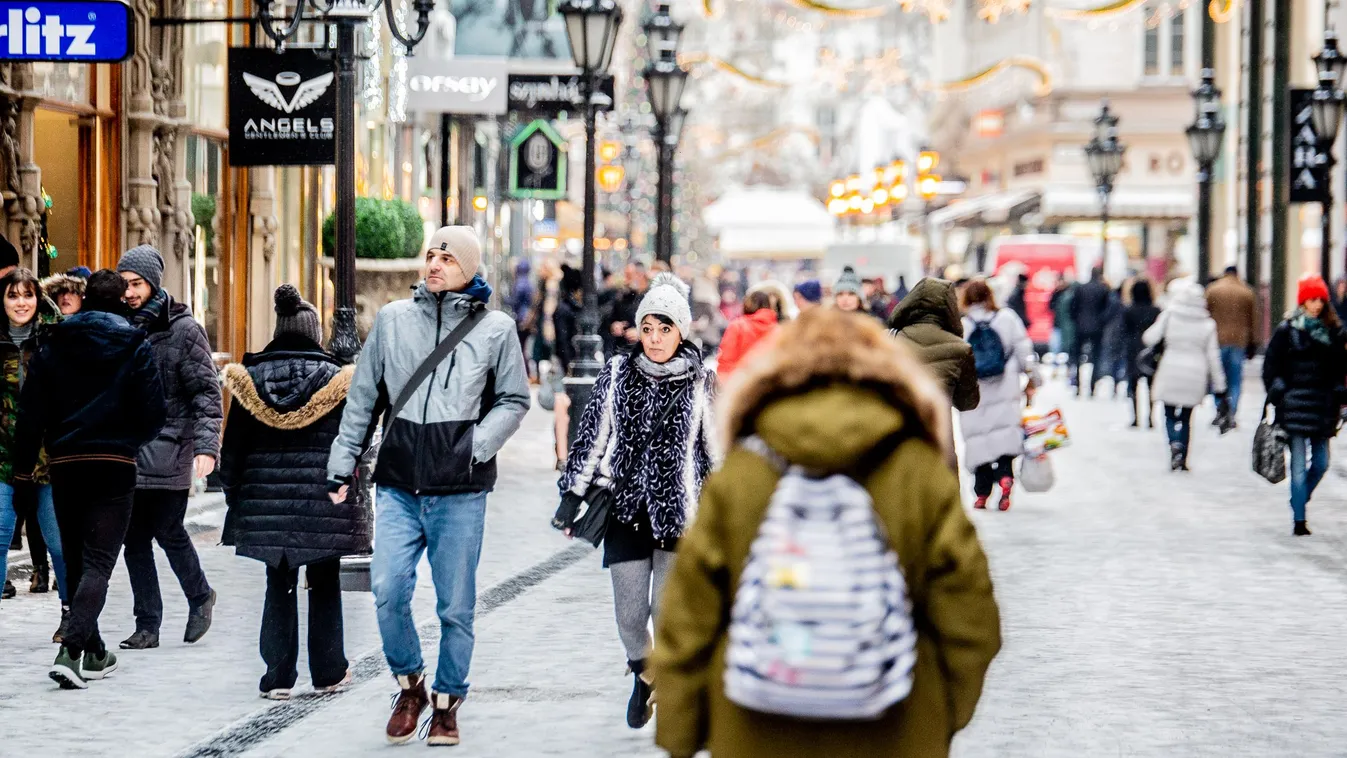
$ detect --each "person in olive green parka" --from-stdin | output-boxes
[653,308,1001,758]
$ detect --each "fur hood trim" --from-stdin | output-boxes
[718,308,952,457]
[40,273,86,300]
[222,363,354,430]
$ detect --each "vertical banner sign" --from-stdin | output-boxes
[1290,88,1329,204]
[228,47,337,166]
[508,119,567,200]
[0,0,132,62]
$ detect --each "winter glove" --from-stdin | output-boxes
[552,491,583,532]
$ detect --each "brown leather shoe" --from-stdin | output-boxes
[386,673,429,745]
[426,691,464,747]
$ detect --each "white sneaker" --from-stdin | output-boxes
[260,688,291,701]
[314,669,352,695]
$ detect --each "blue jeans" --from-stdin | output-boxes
[1219,346,1245,413]
[0,482,67,603]
[1164,405,1193,450]
[1288,436,1331,523]
[371,486,488,697]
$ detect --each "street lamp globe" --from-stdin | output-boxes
[1311,71,1346,149]
[559,0,625,74]
[1186,69,1227,166]
[1084,101,1125,190]
[1314,28,1347,90]
[643,1,684,64]
[646,60,688,122]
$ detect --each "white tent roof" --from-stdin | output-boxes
[703,187,835,259]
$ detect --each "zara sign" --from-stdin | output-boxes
[404,56,508,115]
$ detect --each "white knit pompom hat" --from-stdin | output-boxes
[635,272,693,339]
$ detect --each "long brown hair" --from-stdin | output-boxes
[961,278,998,311]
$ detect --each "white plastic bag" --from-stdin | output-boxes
[1018,454,1055,493]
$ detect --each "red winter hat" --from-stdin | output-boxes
[1298,274,1330,306]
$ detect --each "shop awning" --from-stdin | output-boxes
[1041,187,1194,220]
[928,188,1039,228]
[703,187,835,259]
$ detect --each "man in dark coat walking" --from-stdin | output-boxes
[1070,267,1112,397]
[116,245,223,650]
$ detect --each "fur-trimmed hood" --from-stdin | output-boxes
[40,273,86,302]
[223,361,354,431]
[719,308,952,469]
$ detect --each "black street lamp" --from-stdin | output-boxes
[1186,68,1226,286]
[559,0,623,429]
[255,0,434,365]
[644,1,687,265]
[1083,101,1125,276]
[1313,29,1347,281]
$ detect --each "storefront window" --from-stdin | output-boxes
[30,62,91,105]
[185,0,228,130]
[186,136,225,348]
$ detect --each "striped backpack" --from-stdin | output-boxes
[724,436,918,721]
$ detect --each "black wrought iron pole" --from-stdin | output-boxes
[565,72,606,440]
[328,17,361,365]
[1324,158,1335,280]
[655,120,673,264]
[1197,159,1213,285]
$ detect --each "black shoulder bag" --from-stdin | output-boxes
[553,381,691,547]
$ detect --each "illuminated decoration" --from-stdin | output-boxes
[973,109,1005,138]
[933,55,1053,98]
[891,183,909,203]
[597,164,626,193]
[681,54,787,88]
[829,180,846,198]
[1208,0,1237,23]
[872,187,890,206]
[918,175,941,200]
[917,150,939,173]
[977,0,1030,23]
[1047,0,1228,22]
[700,0,949,22]
[707,125,821,162]
[828,197,849,215]
[599,140,622,162]
[472,194,488,212]
[1045,0,1145,19]
[816,47,910,95]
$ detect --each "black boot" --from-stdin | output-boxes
[1170,442,1186,472]
[626,659,654,729]
[53,605,70,644]
[2,580,14,599]
[29,569,49,594]
[1294,521,1312,536]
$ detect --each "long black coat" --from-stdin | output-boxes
[219,335,370,568]
[1262,319,1347,439]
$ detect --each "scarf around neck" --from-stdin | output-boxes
[8,320,32,346]
[131,288,169,328]
[1291,309,1333,346]
[635,351,692,379]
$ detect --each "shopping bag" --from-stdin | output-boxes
[1018,454,1055,493]
[1252,402,1287,484]
[1022,408,1071,457]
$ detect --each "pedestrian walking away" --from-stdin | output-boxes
[651,307,1000,758]
[327,225,530,747]
[220,285,367,700]
[716,289,778,381]
[0,269,69,643]
[1262,275,1347,536]
[1122,279,1162,428]
[556,271,718,731]
[14,269,166,690]
[960,279,1038,511]
[1069,267,1112,396]
[116,245,222,650]
[1206,266,1258,426]
[1144,279,1226,472]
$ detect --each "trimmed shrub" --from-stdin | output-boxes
[191,193,216,254]
[388,198,425,258]
[322,197,408,260]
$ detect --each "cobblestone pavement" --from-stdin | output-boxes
[4,377,1347,757]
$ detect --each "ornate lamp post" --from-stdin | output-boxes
[255,0,435,364]
[643,1,687,265]
[558,0,624,428]
[1312,29,1346,280]
[1083,101,1125,276]
[1186,69,1227,285]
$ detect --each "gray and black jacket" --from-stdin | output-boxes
[328,281,531,495]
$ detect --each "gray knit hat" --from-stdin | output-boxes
[635,272,692,339]
[117,245,164,292]
[426,225,482,280]
[834,266,863,296]
[274,284,323,345]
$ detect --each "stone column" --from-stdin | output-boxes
[3,64,43,268]
[249,166,279,351]
[125,0,163,254]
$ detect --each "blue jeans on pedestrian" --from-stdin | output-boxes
[1288,435,1331,523]
[0,482,67,603]
[1219,346,1245,413]
[371,486,488,697]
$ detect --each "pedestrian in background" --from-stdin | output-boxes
[793,279,823,315]
[866,276,895,320]
[1049,275,1076,377]
[327,226,530,747]
[747,279,796,323]
[1006,272,1030,330]
[833,267,866,314]
[41,270,86,316]
[220,285,366,700]
[1122,279,1161,428]
[15,270,165,689]
[116,245,221,651]
[1262,275,1347,536]
[1070,267,1112,397]
[717,289,778,382]
[1206,265,1258,426]
[603,261,649,356]
[960,279,1037,510]
[1143,279,1226,472]
[509,258,536,382]
[652,307,1000,758]
[557,272,718,731]
[550,265,585,466]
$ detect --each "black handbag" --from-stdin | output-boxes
[553,382,690,547]
[1252,401,1287,484]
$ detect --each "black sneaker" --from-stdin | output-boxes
[2,580,15,600]
[184,589,217,644]
[49,646,86,689]
[625,659,653,729]
[119,629,160,650]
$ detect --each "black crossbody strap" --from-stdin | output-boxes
[387,304,487,425]
[610,381,691,493]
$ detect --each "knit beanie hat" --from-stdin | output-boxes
[117,245,164,292]
[426,226,482,280]
[834,266,863,296]
[274,284,323,344]
[636,272,693,339]
[66,266,92,279]
[1297,274,1330,306]
[794,279,822,304]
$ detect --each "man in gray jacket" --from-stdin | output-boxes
[117,245,222,651]
[328,226,530,747]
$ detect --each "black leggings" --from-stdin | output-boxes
[973,455,1016,498]
[1130,375,1153,424]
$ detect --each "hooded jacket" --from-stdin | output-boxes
[220,334,370,567]
[652,309,1000,758]
[14,310,166,475]
[888,278,979,413]
[1143,281,1226,408]
[328,278,531,495]
[1071,273,1112,335]
[716,307,778,380]
[0,297,59,483]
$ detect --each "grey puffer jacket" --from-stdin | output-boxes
[137,298,223,490]
[328,281,531,495]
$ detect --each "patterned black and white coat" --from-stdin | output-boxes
[559,347,719,541]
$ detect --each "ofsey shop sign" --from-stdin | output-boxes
[228,47,335,167]
[0,0,132,62]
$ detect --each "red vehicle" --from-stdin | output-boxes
[987,236,1081,346]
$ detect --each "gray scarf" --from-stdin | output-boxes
[635,351,692,379]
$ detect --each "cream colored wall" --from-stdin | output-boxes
[32,109,80,273]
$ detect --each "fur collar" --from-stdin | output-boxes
[223,363,354,430]
[718,308,952,458]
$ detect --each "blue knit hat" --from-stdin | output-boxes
[794,279,822,304]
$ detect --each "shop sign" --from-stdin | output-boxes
[972,109,1004,139]
[404,56,508,115]
[1290,88,1329,204]
[228,47,336,166]
[0,0,131,62]
[507,73,615,115]
[509,119,567,200]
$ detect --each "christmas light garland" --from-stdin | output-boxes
[933,55,1052,97]
[680,54,789,88]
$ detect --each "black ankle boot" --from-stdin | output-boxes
[1170,442,1186,471]
[1294,520,1312,536]
[626,659,654,729]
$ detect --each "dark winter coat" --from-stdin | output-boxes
[1050,284,1077,352]
[552,293,582,374]
[0,300,59,483]
[1262,317,1347,439]
[1122,301,1162,380]
[136,297,223,490]
[220,335,370,568]
[1006,280,1030,330]
[1071,276,1112,336]
[888,278,979,413]
[14,310,166,476]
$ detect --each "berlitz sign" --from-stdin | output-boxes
[228,48,336,167]
[0,0,131,62]
[404,56,508,115]
[507,73,615,115]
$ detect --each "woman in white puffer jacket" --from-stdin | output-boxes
[1143,279,1226,471]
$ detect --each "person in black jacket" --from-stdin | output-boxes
[1122,279,1162,428]
[15,269,166,689]
[1263,275,1347,537]
[1006,273,1030,329]
[220,285,366,699]
[1069,267,1112,397]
